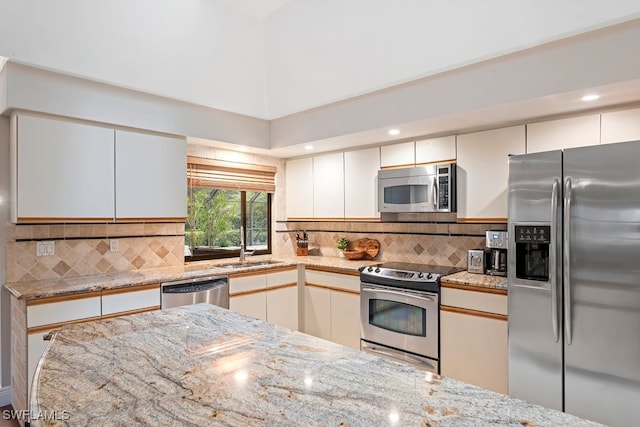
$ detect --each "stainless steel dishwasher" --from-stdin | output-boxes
[161,276,229,309]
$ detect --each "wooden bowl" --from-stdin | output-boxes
[342,250,365,260]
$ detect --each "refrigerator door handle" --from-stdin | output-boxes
[550,178,560,343]
[564,177,573,345]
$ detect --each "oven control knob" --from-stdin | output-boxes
[367,266,374,272]
[358,266,365,272]
[418,272,424,278]
[427,273,433,279]
[375,267,381,273]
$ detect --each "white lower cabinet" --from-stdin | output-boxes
[439,286,508,394]
[266,286,298,330]
[230,292,267,321]
[329,290,360,349]
[304,285,332,340]
[229,267,299,329]
[303,269,361,350]
[229,273,268,321]
[19,286,162,412]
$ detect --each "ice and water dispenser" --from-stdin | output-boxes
[514,225,551,282]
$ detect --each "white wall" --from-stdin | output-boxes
[3,62,270,149]
[0,0,268,118]
[264,0,640,118]
[0,115,10,389]
[270,18,640,148]
[2,1,640,121]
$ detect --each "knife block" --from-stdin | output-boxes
[296,247,309,256]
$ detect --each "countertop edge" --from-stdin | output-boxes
[4,256,379,301]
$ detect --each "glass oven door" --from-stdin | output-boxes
[360,283,438,360]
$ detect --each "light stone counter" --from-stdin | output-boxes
[441,271,508,291]
[31,304,601,427]
[5,256,379,301]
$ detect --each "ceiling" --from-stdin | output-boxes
[219,0,293,20]
[2,1,640,158]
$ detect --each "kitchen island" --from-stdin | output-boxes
[30,304,601,426]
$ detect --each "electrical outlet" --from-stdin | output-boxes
[110,239,119,252]
[36,241,55,257]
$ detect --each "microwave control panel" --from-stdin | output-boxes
[436,164,456,212]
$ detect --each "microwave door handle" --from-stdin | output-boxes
[432,176,438,210]
[361,287,435,302]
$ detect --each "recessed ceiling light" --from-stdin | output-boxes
[388,129,400,136]
[304,145,314,150]
[581,94,600,102]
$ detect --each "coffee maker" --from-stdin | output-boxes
[485,230,508,276]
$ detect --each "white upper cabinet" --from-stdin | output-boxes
[285,157,313,219]
[415,135,456,164]
[115,130,187,220]
[344,147,380,219]
[313,152,344,219]
[457,125,525,221]
[13,115,115,222]
[601,107,640,145]
[380,141,415,168]
[527,115,600,153]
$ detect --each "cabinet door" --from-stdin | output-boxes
[380,141,415,168]
[457,125,525,221]
[15,115,115,221]
[285,157,314,218]
[601,108,640,144]
[230,293,267,321]
[330,290,360,350]
[28,332,50,396]
[266,286,299,330]
[313,152,344,219]
[440,310,508,394]
[344,147,380,219]
[304,285,331,340]
[415,136,456,164]
[115,130,187,220]
[527,115,600,153]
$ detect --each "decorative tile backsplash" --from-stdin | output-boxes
[6,223,185,283]
[273,221,507,268]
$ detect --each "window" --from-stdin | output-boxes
[185,157,275,262]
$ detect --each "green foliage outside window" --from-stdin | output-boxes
[185,188,270,259]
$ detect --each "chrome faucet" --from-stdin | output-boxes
[239,225,254,262]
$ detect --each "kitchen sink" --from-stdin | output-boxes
[219,260,283,269]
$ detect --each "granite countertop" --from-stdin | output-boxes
[441,271,509,291]
[5,256,379,301]
[31,304,601,427]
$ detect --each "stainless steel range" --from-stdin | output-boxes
[359,262,462,373]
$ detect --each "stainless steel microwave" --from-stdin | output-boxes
[378,163,456,213]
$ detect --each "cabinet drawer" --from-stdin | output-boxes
[266,268,297,288]
[441,287,507,315]
[102,285,160,316]
[229,274,267,294]
[27,294,102,328]
[304,270,359,293]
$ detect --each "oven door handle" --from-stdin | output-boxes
[361,287,436,302]
[361,342,438,371]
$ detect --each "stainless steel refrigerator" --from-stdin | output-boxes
[508,141,640,427]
